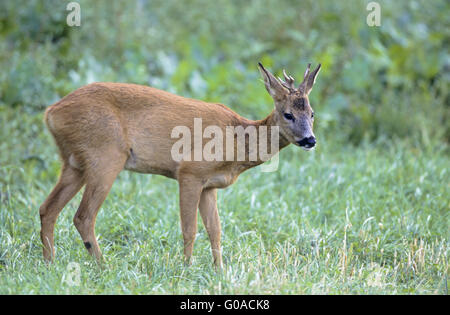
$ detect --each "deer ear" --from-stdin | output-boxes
[301,63,321,95]
[258,62,288,100]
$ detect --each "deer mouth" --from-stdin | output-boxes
[294,141,315,151]
[295,136,316,151]
[300,145,315,151]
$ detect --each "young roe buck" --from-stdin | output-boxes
[40,62,321,267]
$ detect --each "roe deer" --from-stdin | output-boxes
[40,62,321,267]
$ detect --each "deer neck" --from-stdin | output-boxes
[256,110,290,150]
[233,110,290,170]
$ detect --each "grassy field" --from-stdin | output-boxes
[0,0,448,295]
[0,106,448,294]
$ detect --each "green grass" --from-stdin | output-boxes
[0,0,448,295]
[0,107,448,294]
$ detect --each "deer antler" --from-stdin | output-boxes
[299,63,311,93]
[299,63,321,94]
[303,63,311,80]
[278,69,296,90]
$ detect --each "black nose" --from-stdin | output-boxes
[297,136,316,148]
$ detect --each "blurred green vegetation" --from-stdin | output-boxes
[0,0,448,146]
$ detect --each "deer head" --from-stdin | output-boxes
[258,62,321,150]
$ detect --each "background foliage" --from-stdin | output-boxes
[0,0,448,294]
[1,0,448,144]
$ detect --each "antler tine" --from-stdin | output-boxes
[299,63,312,93]
[281,69,296,89]
[283,69,293,83]
[303,63,311,80]
[278,77,291,90]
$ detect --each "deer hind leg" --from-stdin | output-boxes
[40,163,85,261]
[73,149,127,262]
[178,176,203,265]
[199,188,222,268]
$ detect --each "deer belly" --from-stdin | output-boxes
[124,147,176,179]
[204,173,237,189]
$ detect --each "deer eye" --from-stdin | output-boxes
[311,112,314,119]
[284,113,294,121]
